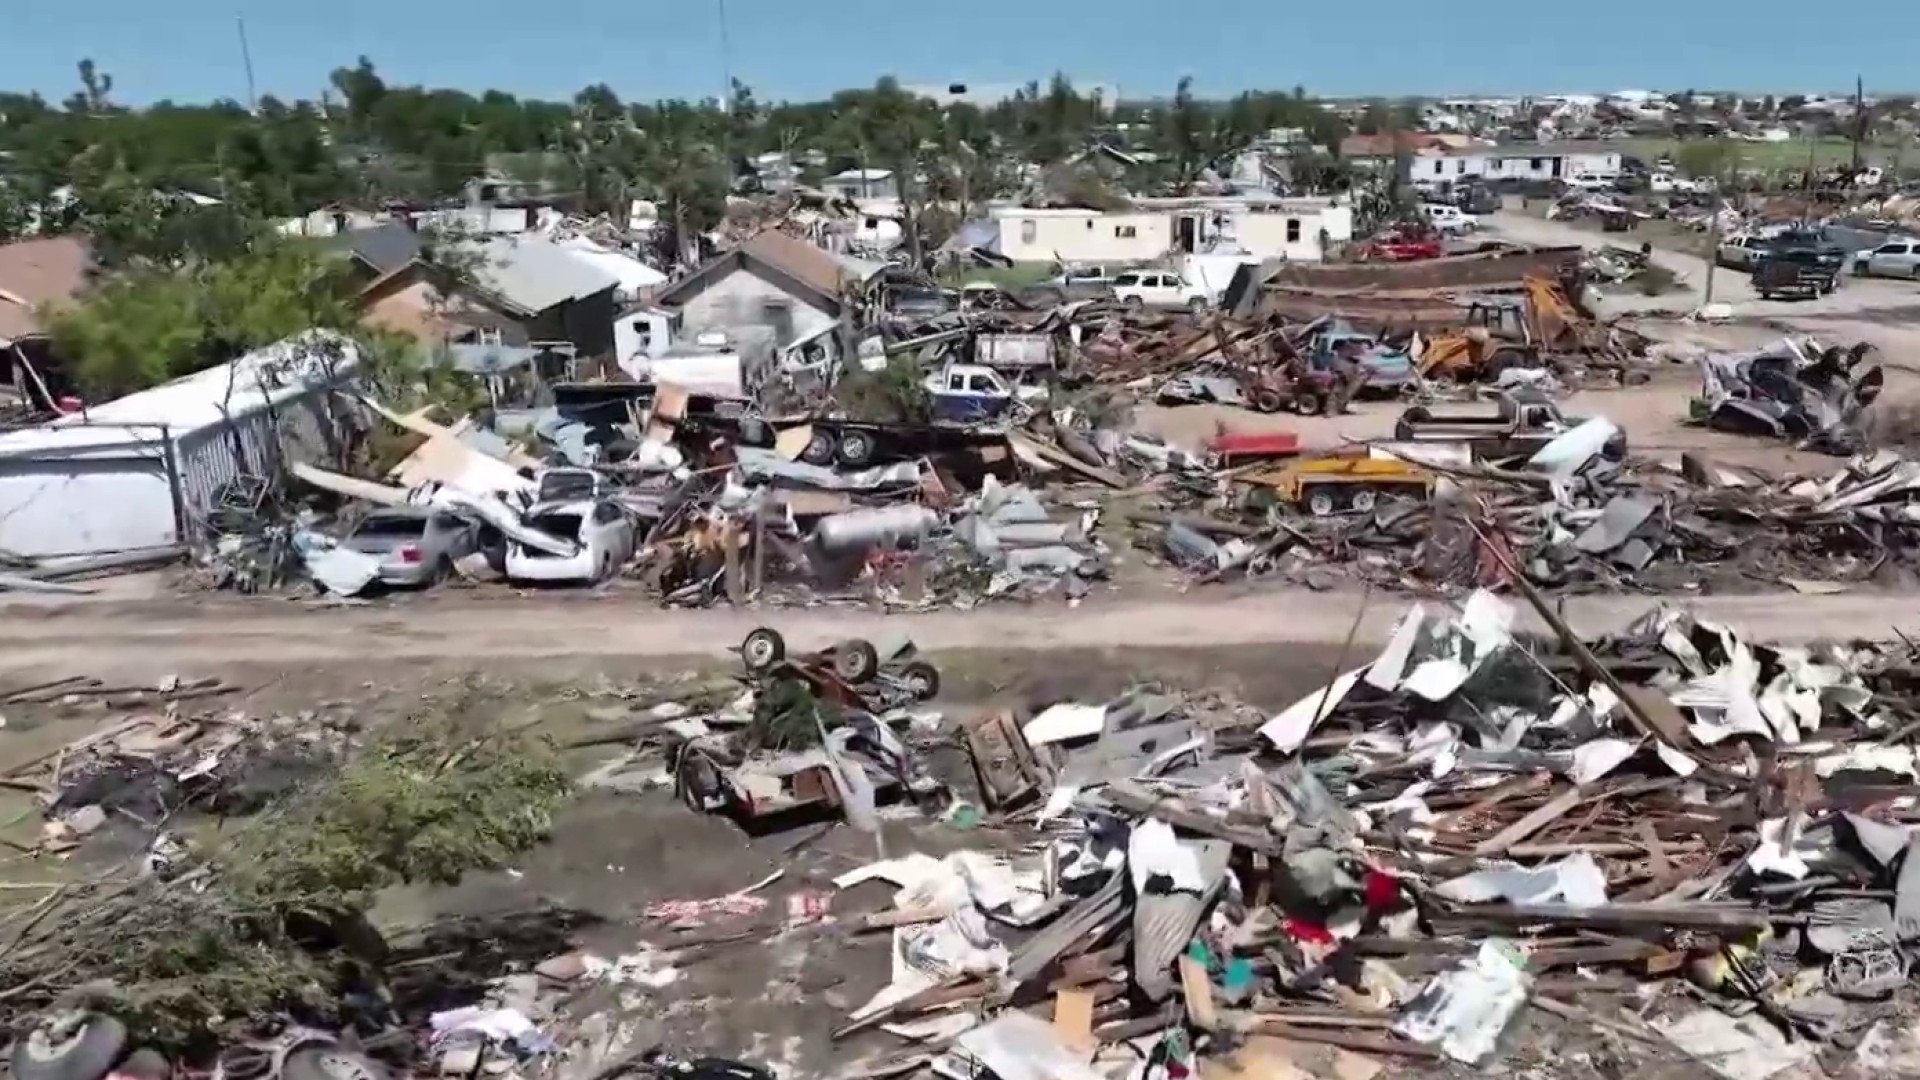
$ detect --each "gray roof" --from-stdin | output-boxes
[453,235,620,315]
[333,222,421,274]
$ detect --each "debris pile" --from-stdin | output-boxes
[1691,338,1882,455]
[760,591,1920,1076]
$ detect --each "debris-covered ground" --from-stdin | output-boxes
[10,593,1920,1080]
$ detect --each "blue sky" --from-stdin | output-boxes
[8,0,1915,106]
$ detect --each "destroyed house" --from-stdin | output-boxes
[650,231,886,368]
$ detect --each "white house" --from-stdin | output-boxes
[1413,141,1625,183]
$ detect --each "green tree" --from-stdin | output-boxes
[47,240,361,396]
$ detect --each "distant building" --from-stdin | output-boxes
[820,169,901,203]
[985,196,1352,264]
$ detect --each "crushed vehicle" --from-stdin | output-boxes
[1692,338,1881,454]
[1395,390,1628,462]
[674,628,941,820]
[338,506,480,587]
[503,498,636,584]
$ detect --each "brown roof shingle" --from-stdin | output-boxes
[0,237,94,343]
[736,229,853,298]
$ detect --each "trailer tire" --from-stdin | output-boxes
[833,639,880,684]
[900,661,941,701]
[282,1047,388,1080]
[13,1012,127,1080]
[1292,393,1326,417]
[741,628,786,671]
[678,752,724,813]
[1350,489,1377,513]
[800,430,837,466]
[836,430,876,467]
[1306,489,1337,517]
[1251,388,1284,413]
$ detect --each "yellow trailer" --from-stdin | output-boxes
[1235,453,1435,517]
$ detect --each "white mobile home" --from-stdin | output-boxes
[0,332,362,558]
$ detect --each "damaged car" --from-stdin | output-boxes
[504,499,636,584]
[1692,339,1881,455]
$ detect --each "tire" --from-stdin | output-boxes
[1186,297,1208,315]
[836,430,876,467]
[1124,296,1144,309]
[1292,393,1326,417]
[13,1012,127,1080]
[800,430,836,466]
[282,1047,388,1080]
[833,639,880,684]
[1251,388,1284,413]
[1350,489,1377,513]
[740,628,785,671]
[679,753,723,813]
[1306,489,1337,517]
[900,661,941,701]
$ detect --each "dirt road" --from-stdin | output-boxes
[5,589,1916,676]
[1487,210,1920,345]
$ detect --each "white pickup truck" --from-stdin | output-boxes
[1110,269,1210,312]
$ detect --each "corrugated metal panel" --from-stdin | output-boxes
[1131,839,1230,1002]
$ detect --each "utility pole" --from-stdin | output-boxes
[1851,74,1867,175]
[716,0,734,203]
[236,15,258,114]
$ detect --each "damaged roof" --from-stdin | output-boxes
[653,229,885,312]
[0,236,94,344]
[445,234,621,317]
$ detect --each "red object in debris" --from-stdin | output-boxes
[1363,869,1403,911]
[54,395,83,414]
[1282,916,1335,947]
[397,544,424,564]
[1358,231,1443,262]
[1207,430,1302,466]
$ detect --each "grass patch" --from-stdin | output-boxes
[1624,137,1902,173]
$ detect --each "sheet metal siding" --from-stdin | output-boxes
[0,434,174,557]
[172,390,346,537]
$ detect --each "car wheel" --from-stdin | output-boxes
[1124,296,1144,309]
[1186,296,1208,315]
[800,430,837,466]
[836,430,876,467]
[740,628,786,671]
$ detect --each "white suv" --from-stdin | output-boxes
[1422,204,1476,234]
[1110,270,1210,312]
